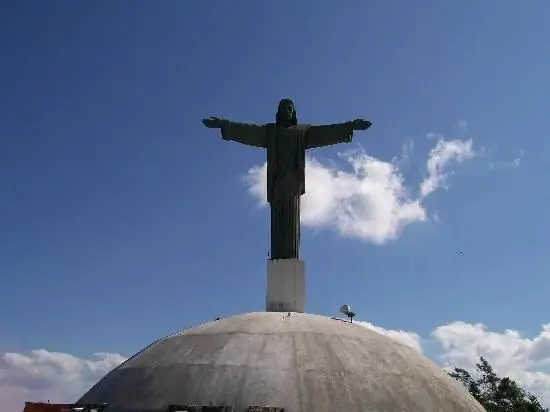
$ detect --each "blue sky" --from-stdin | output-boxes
[2,1,550,406]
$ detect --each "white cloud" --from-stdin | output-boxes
[4,321,550,409]
[0,350,126,412]
[433,321,550,406]
[358,320,550,407]
[245,134,476,244]
[357,321,422,353]
[419,138,475,197]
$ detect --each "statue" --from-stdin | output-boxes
[202,99,372,260]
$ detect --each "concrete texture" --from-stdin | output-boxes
[266,259,305,313]
[77,312,485,412]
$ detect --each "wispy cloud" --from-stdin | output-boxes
[454,119,469,136]
[419,138,475,197]
[489,150,524,170]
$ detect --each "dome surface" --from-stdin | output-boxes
[78,312,485,412]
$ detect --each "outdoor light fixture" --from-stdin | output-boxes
[339,304,356,322]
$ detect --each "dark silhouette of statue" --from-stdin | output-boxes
[202,99,372,260]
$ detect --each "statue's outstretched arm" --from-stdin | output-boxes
[305,122,354,149]
[221,121,267,148]
[305,119,371,149]
[203,117,267,148]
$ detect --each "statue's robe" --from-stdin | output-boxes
[221,121,354,260]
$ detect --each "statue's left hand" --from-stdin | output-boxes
[202,116,225,129]
[350,119,372,131]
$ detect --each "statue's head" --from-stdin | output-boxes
[276,99,297,126]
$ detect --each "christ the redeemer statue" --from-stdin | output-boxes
[202,99,372,260]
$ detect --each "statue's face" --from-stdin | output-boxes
[278,99,294,122]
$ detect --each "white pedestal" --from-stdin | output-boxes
[266,259,305,313]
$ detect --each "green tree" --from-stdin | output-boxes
[448,357,548,412]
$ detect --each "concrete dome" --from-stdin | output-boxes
[78,312,485,412]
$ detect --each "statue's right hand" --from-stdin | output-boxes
[202,116,225,129]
